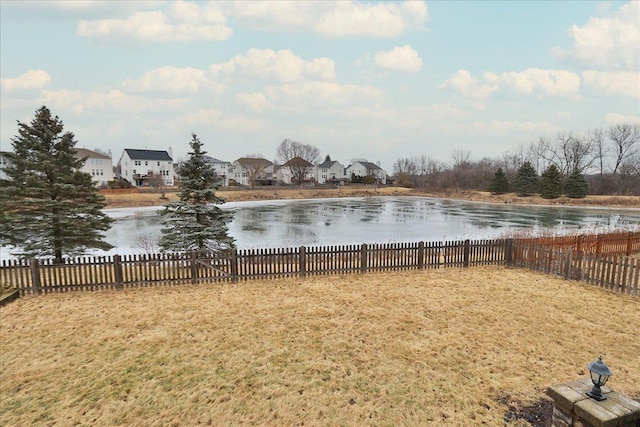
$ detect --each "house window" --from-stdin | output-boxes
[133,169,137,175]
[145,161,148,166]
[157,161,160,166]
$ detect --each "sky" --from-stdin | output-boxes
[1,1,639,173]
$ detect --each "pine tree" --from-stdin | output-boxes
[159,134,235,253]
[539,164,563,199]
[514,161,539,196]
[565,171,589,198]
[0,106,113,262]
[488,168,510,194]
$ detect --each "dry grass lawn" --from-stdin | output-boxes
[102,187,640,209]
[1,267,639,426]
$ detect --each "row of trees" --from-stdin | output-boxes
[489,163,588,199]
[393,124,640,196]
[0,106,235,262]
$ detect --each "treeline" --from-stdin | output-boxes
[393,124,640,196]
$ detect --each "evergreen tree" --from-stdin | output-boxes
[159,134,235,253]
[488,168,510,194]
[565,171,589,198]
[0,106,113,262]
[539,164,563,199]
[514,161,539,196]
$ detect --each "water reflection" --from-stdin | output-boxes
[4,196,636,259]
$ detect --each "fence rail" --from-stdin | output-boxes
[1,232,638,297]
[1,240,510,295]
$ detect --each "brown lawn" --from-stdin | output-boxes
[101,186,640,209]
[1,267,638,426]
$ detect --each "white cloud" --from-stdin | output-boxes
[374,45,423,72]
[483,68,580,96]
[604,113,640,125]
[122,66,226,94]
[459,120,561,135]
[552,1,640,70]
[184,109,270,133]
[209,49,335,82]
[235,92,269,112]
[77,2,232,44]
[582,71,640,98]
[261,82,382,110]
[41,89,187,114]
[1,70,51,92]
[224,1,428,38]
[440,70,498,100]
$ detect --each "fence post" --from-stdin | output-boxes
[299,246,306,278]
[595,235,602,257]
[505,239,513,266]
[463,239,470,268]
[30,259,41,294]
[361,244,368,274]
[190,252,198,285]
[626,232,632,256]
[113,255,124,290]
[417,241,424,269]
[231,249,238,283]
[563,248,573,280]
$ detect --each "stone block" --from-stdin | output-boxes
[575,398,619,427]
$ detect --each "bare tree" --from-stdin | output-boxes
[450,148,471,169]
[589,128,607,176]
[147,173,168,199]
[237,155,272,187]
[277,139,320,185]
[608,123,640,175]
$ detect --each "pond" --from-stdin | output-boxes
[97,196,640,255]
[1,196,638,260]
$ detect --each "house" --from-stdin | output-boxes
[277,157,316,185]
[315,159,347,184]
[118,149,174,187]
[203,156,233,187]
[231,157,275,187]
[347,161,387,184]
[74,148,114,187]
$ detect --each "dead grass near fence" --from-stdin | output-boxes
[1,267,639,426]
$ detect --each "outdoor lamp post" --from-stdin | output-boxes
[586,356,612,401]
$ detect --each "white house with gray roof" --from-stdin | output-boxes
[315,159,347,184]
[346,161,387,184]
[75,148,114,187]
[203,156,233,186]
[118,149,174,187]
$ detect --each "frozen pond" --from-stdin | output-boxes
[2,196,639,259]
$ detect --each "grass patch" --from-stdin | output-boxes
[1,267,638,426]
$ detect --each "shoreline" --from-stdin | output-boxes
[102,186,640,210]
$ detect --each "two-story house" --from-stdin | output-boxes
[315,159,347,184]
[231,157,275,187]
[347,161,387,184]
[276,157,316,185]
[118,149,174,187]
[203,156,233,187]
[74,148,114,187]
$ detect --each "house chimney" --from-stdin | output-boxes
[168,146,173,160]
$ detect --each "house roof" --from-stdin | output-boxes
[124,149,172,161]
[75,148,111,160]
[317,160,341,169]
[352,161,384,171]
[234,157,273,167]
[203,155,231,165]
[283,156,313,167]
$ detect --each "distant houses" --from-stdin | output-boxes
[117,149,175,187]
[1,145,388,189]
[75,148,115,187]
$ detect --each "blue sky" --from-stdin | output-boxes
[1,1,638,172]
